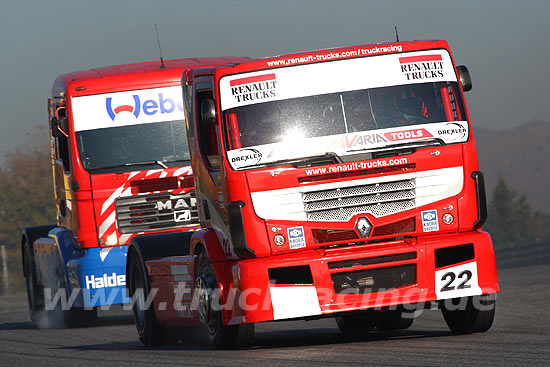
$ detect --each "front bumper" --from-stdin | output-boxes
[226,230,499,324]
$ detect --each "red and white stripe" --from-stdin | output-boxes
[96,166,193,246]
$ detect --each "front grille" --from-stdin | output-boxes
[331,263,416,293]
[115,191,199,234]
[303,179,415,222]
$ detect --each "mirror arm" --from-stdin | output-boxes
[53,105,69,138]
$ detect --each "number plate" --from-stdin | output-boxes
[435,261,482,300]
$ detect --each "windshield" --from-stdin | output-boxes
[76,120,189,171]
[227,81,465,149]
[220,49,469,170]
[71,85,190,172]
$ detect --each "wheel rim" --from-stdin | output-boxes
[197,253,223,341]
[195,275,211,325]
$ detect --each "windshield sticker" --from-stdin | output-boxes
[399,54,444,81]
[436,122,468,141]
[384,128,432,141]
[72,86,185,132]
[230,73,277,104]
[226,121,468,170]
[220,50,456,111]
[230,148,263,169]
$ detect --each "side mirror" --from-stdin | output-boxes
[51,116,69,138]
[456,65,472,92]
[200,99,216,126]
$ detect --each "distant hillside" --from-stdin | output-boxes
[474,120,550,213]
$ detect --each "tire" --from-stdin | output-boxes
[441,294,496,334]
[196,250,254,348]
[23,242,43,326]
[376,307,415,331]
[24,239,97,328]
[336,311,377,337]
[128,250,173,346]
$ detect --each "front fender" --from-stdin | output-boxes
[190,229,227,263]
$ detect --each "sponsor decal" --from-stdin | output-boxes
[384,128,433,141]
[85,273,126,289]
[230,73,277,103]
[287,226,306,249]
[437,122,467,141]
[73,86,186,131]
[342,132,389,149]
[230,148,263,168]
[106,92,183,121]
[336,128,432,150]
[421,209,439,232]
[221,51,456,111]
[400,54,444,81]
[304,157,408,176]
[264,45,404,68]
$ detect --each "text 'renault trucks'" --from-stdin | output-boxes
[22,57,248,327]
[127,40,499,348]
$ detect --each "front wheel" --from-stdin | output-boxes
[128,251,174,345]
[196,250,254,348]
[441,294,496,334]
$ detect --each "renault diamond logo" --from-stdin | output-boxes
[356,217,372,238]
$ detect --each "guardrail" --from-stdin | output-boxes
[493,241,550,268]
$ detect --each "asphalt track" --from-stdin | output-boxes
[0,264,548,367]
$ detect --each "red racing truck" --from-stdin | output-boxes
[22,57,248,327]
[127,40,499,347]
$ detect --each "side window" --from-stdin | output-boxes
[195,84,219,169]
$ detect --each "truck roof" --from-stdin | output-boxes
[53,57,250,98]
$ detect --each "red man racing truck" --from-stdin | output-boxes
[127,40,499,347]
[22,57,248,327]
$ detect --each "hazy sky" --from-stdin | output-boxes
[1,0,548,163]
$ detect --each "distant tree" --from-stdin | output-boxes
[532,211,550,242]
[0,126,56,291]
[484,174,549,247]
[485,174,519,246]
[513,194,536,243]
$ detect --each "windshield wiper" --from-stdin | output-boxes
[90,160,168,171]
[163,159,191,164]
[346,138,444,155]
[247,152,342,169]
[128,160,168,168]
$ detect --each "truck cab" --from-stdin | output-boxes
[22,57,248,327]
[127,41,499,348]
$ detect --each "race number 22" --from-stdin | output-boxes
[440,269,472,292]
[435,261,482,300]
